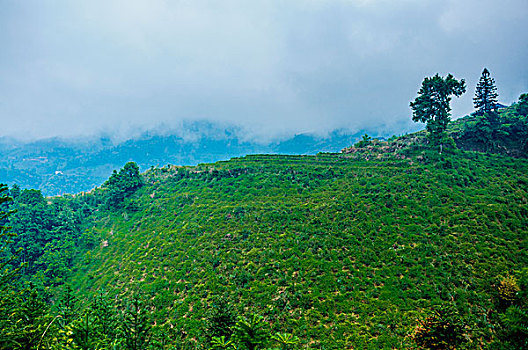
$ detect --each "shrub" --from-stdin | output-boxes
[413,305,467,350]
[498,276,521,306]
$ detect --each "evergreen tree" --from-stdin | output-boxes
[0,184,18,289]
[474,68,498,115]
[57,285,78,328]
[499,306,528,349]
[518,93,528,117]
[91,290,119,343]
[354,134,372,148]
[69,290,120,349]
[8,284,55,350]
[410,73,466,152]
[72,309,98,350]
[69,291,120,350]
[8,188,79,283]
[0,184,20,349]
[103,162,143,209]
[121,295,152,350]
[205,296,236,344]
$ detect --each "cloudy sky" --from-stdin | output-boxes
[1,0,527,141]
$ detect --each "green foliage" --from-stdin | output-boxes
[474,68,499,115]
[498,276,520,306]
[121,295,152,350]
[233,314,270,350]
[3,284,55,350]
[0,184,19,290]
[9,184,21,200]
[518,93,528,117]
[70,310,97,349]
[354,134,372,148]
[57,285,78,327]
[271,332,300,349]
[210,335,237,349]
[413,304,467,350]
[205,296,237,345]
[103,162,143,209]
[59,148,528,348]
[455,103,528,157]
[2,120,528,348]
[65,289,122,349]
[90,290,120,345]
[6,188,84,287]
[410,73,466,150]
[499,306,528,349]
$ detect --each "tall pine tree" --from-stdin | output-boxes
[474,68,498,115]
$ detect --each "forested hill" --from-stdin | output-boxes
[450,104,528,158]
[2,98,526,197]
[3,141,525,348]
[0,125,389,196]
[0,99,527,348]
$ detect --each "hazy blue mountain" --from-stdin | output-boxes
[0,123,388,195]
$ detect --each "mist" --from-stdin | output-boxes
[1,0,527,141]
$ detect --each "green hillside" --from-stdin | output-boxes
[64,146,527,348]
[0,125,383,196]
[1,99,528,349]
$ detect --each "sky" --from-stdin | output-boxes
[1,0,527,142]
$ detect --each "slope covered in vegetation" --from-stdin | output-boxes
[2,99,528,349]
[0,125,383,196]
[452,104,528,158]
[62,146,528,348]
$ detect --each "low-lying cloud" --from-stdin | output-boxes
[0,0,526,141]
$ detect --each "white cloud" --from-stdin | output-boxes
[0,0,526,140]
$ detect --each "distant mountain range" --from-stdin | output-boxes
[0,122,392,195]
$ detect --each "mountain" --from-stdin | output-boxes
[58,137,526,348]
[3,103,525,198]
[0,123,388,196]
[1,106,527,348]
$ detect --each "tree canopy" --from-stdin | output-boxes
[474,68,498,115]
[410,73,466,150]
[103,162,143,209]
[0,184,17,289]
[518,93,528,117]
